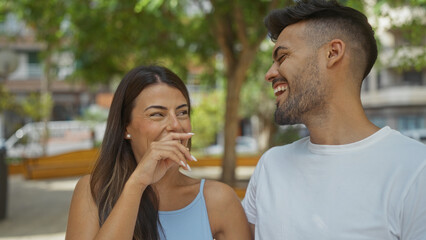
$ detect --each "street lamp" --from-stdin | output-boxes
[0,48,18,220]
[0,48,19,139]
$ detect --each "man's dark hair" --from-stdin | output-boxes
[264,0,377,80]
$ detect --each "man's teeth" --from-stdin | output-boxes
[274,85,288,94]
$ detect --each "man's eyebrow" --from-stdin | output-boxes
[144,105,167,112]
[273,46,288,60]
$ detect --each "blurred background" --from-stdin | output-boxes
[0,0,425,239]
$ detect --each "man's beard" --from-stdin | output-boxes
[275,59,328,125]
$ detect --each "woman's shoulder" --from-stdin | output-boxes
[203,180,240,209]
[69,174,98,213]
[203,180,250,237]
[72,174,92,198]
[75,174,91,188]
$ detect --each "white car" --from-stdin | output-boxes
[204,136,258,155]
[5,121,106,159]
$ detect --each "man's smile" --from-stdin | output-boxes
[273,83,288,97]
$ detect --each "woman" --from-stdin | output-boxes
[66,65,252,240]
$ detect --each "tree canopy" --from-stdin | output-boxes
[1,0,425,184]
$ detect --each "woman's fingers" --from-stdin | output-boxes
[161,140,196,163]
[158,132,196,162]
[134,134,195,185]
[161,132,194,142]
[151,142,191,170]
[137,132,195,173]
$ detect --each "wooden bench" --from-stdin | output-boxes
[189,155,259,168]
[186,155,259,199]
[23,148,99,180]
[22,149,259,198]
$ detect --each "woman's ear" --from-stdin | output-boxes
[124,126,132,139]
[124,133,131,139]
[326,39,345,68]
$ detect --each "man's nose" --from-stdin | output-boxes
[265,63,279,82]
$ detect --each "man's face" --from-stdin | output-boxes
[265,22,330,125]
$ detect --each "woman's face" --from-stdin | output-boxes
[125,83,191,161]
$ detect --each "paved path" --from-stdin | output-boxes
[0,167,254,240]
[0,175,78,240]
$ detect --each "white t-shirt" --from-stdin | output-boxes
[242,127,426,240]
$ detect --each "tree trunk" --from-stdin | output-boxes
[257,91,277,152]
[211,0,282,185]
[41,52,52,156]
[222,75,240,185]
[258,116,276,152]
[221,49,257,185]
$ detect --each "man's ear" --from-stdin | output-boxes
[326,39,345,68]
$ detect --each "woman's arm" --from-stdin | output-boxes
[66,132,194,240]
[204,181,253,240]
[65,174,147,240]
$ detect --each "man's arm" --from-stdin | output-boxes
[400,166,426,240]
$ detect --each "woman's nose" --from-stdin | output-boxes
[166,114,181,132]
[265,63,279,82]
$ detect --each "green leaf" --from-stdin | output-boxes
[134,0,151,13]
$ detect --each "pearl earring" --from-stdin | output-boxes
[126,134,131,138]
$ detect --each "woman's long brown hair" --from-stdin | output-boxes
[90,65,191,240]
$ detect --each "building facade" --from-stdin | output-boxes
[361,3,426,133]
[0,13,92,138]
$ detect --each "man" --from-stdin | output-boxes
[242,0,426,239]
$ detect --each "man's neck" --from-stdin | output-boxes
[303,102,380,145]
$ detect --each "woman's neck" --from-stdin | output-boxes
[152,166,186,191]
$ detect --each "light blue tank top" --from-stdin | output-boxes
[158,179,213,240]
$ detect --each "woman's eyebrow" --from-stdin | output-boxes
[144,105,167,112]
[144,104,187,112]
[176,104,188,110]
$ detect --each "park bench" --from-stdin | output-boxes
[188,155,259,198]
[23,148,99,180]
[21,149,259,198]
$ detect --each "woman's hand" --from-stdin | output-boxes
[130,132,194,187]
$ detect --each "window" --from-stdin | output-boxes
[398,115,424,131]
[28,51,40,64]
[402,70,423,86]
[27,51,42,78]
[362,75,369,92]
[370,117,387,128]
[377,72,382,89]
